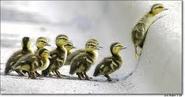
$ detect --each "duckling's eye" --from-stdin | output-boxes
[43,52,49,55]
[62,38,68,41]
[90,44,96,47]
[66,44,72,46]
[40,40,47,44]
[115,45,121,47]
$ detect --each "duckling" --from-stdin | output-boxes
[64,41,76,65]
[34,37,50,76]
[4,37,33,75]
[93,42,126,81]
[35,37,50,55]
[42,34,68,78]
[69,39,101,80]
[12,48,50,79]
[132,3,167,58]
[65,39,100,65]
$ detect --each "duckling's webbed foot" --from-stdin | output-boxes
[55,70,62,78]
[42,70,48,77]
[28,72,36,79]
[78,72,85,79]
[22,70,27,74]
[104,74,112,82]
[48,71,56,77]
[35,71,41,77]
[83,72,92,80]
[15,69,24,76]
[76,73,83,80]
[49,73,53,77]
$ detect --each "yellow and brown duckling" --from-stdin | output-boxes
[42,34,69,77]
[93,42,126,81]
[132,3,167,58]
[69,39,101,80]
[33,37,50,76]
[65,39,99,65]
[12,48,50,79]
[4,37,33,75]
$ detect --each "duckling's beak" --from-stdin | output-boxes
[48,55,52,59]
[72,46,76,49]
[46,43,51,46]
[99,46,103,49]
[121,46,127,50]
[96,46,103,50]
[163,8,168,11]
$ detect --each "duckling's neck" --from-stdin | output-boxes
[22,45,30,52]
[86,50,94,54]
[112,53,120,57]
[148,11,158,16]
[37,57,50,71]
[111,51,121,59]
[86,50,96,58]
[57,45,65,50]
[67,50,72,56]
[57,45,67,62]
[37,55,48,62]
[42,58,48,62]
[139,12,157,32]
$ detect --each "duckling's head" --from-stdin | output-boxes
[85,39,102,51]
[38,48,50,59]
[56,34,69,47]
[36,37,50,49]
[110,42,126,55]
[22,37,31,50]
[64,41,75,52]
[150,3,167,15]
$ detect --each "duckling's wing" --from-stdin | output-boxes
[49,50,58,60]
[66,49,85,65]
[13,54,36,69]
[69,52,88,74]
[50,49,67,66]
[93,57,113,76]
[5,50,23,74]
[6,49,33,67]
[132,23,146,44]
[5,50,22,66]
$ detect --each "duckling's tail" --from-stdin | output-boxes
[69,71,74,75]
[4,59,14,75]
[4,66,11,75]
[69,63,78,75]
[69,68,75,75]
[93,69,100,77]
